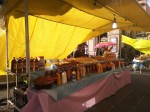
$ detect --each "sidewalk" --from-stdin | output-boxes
[0,87,14,112]
[0,75,16,112]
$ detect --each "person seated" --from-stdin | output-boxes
[132,55,144,74]
[74,45,85,58]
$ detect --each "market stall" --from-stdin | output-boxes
[1,0,150,111]
[21,67,131,112]
[10,56,129,112]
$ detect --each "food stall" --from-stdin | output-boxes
[22,69,130,112]
[3,0,150,111]
[9,56,131,112]
[20,57,131,112]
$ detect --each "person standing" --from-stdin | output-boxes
[74,45,85,58]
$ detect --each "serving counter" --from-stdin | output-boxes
[21,67,131,112]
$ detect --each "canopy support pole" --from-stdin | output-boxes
[119,35,122,68]
[2,2,10,107]
[24,0,30,88]
[5,17,9,107]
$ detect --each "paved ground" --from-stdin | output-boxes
[0,87,14,112]
[86,69,150,112]
[0,69,150,112]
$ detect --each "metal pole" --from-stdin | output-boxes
[119,34,122,68]
[2,0,10,107]
[5,17,9,107]
[97,36,100,55]
[24,0,30,88]
[120,39,122,59]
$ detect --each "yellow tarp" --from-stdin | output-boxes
[0,30,6,75]
[4,0,149,31]
[122,35,150,54]
[1,0,150,75]
[0,14,93,75]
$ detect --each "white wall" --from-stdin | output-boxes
[87,37,96,56]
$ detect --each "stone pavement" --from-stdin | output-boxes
[0,87,14,112]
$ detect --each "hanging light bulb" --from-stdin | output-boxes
[112,16,117,29]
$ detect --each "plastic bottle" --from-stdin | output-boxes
[87,64,90,73]
[62,71,67,84]
[76,64,80,80]
[30,57,34,71]
[99,63,103,73]
[11,57,17,73]
[23,57,26,73]
[82,66,86,77]
[34,57,39,70]
[71,67,76,81]
[102,63,106,72]
[112,62,116,70]
[66,67,71,81]
[96,63,100,73]
[17,57,23,73]
[57,72,61,85]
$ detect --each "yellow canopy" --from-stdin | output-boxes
[4,0,150,31]
[122,35,150,54]
[0,28,6,75]
[1,0,150,74]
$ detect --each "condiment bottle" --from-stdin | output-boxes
[112,62,115,70]
[91,63,94,72]
[71,67,76,81]
[96,63,101,73]
[89,64,92,72]
[76,64,80,80]
[99,63,103,73]
[87,64,90,73]
[79,65,83,78]
[102,63,106,72]
[82,66,86,77]
[62,71,67,84]
[57,72,61,85]
[66,67,71,81]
